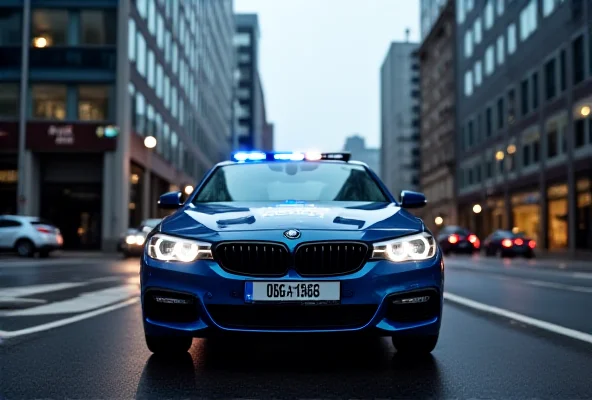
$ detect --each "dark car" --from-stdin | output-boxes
[139,151,444,356]
[482,230,536,258]
[436,225,480,255]
[118,218,162,257]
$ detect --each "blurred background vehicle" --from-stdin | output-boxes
[482,230,536,259]
[117,218,162,258]
[0,215,63,257]
[436,225,480,255]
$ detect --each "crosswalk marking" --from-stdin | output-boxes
[0,282,87,298]
[2,285,140,316]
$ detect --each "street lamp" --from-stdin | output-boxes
[143,136,157,220]
[435,216,444,226]
[472,204,482,214]
[184,185,194,195]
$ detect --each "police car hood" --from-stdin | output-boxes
[160,201,423,237]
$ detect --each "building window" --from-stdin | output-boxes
[0,9,22,46]
[522,143,531,167]
[467,120,474,148]
[475,61,483,86]
[497,97,504,130]
[164,30,171,64]
[146,105,154,137]
[543,0,558,17]
[136,0,147,19]
[464,70,473,97]
[136,32,146,77]
[532,72,539,110]
[164,76,170,109]
[473,18,482,44]
[157,14,164,49]
[507,24,517,54]
[496,35,505,65]
[0,83,20,118]
[32,84,67,120]
[234,33,251,46]
[485,46,495,76]
[147,50,155,88]
[547,122,559,158]
[156,63,163,99]
[171,86,177,118]
[172,43,178,74]
[545,58,556,100]
[521,79,529,115]
[508,88,516,125]
[32,9,68,47]
[128,19,136,61]
[486,107,493,137]
[574,119,586,148]
[560,49,566,91]
[135,92,145,135]
[464,31,473,58]
[485,1,494,30]
[80,10,116,45]
[497,0,505,16]
[78,85,110,121]
[572,35,585,85]
[519,0,538,42]
[148,0,156,35]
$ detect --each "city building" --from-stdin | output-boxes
[0,0,235,250]
[233,13,273,151]
[380,41,421,199]
[455,0,592,253]
[418,0,457,232]
[342,135,380,175]
[421,0,448,40]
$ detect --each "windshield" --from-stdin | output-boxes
[193,162,389,203]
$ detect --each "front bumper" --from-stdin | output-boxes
[140,252,445,337]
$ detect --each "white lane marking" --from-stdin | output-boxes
[2,285,140,316]
[0,297,47,305]
[444,292,592,345]
[0,298,139,339]
[572,272,592,279]
[0,282,87,298]
[524,280,592,293]
[0,259,104,268]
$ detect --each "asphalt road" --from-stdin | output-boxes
[1,254,591,399]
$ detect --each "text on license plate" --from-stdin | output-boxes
[245,281,340,302]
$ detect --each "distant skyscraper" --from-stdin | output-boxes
[233,13,273,151]
[380,42,421,198]
[342,135,380,175]
[420,0,447,40]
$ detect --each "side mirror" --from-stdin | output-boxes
[399,190,427,209]
[157,191,183,209]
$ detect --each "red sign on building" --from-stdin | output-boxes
[26,122,117,152]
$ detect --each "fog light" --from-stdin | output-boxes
[153,296,193,305]
[393,296,430,304]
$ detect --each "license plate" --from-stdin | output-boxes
[459,242,469,248]
[245,281,340,302]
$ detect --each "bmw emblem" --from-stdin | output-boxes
[284,229,301,239]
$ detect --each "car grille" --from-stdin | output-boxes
[294,242,369,276]
[214,242,290,276]
[206,304,377,330]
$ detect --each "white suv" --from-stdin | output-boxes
[0,215,63,258]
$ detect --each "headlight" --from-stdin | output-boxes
[147,233,213,262]
[372,232,437,262]
[125,234,145,245]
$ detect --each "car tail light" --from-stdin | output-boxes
[501,239,513,248]
[528,240,536,249]
[36,227,52,234]
[448,234,459,244]
[514,238,524,246]
[468,234,480,248]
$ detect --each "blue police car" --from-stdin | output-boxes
[140,151,444,355]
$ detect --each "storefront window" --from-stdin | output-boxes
[32,84,67,120]
[128,165,144,228]
[78,85,110,121]
[547,184,568,249]
[512,192,540,243]
[576,178,592,250]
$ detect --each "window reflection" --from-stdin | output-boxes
[78,85,110,121]
[32,84,67,120]
[0,9,22,46]
[80,10,116,45]
[32,9,68,46]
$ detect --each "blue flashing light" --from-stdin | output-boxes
[230,151,351,163]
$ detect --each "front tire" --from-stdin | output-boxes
[392,334,439,355]
[145,335,192,355]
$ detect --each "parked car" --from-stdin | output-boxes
[436,225,480,255]
[0,215,63,257]
[118,218,162,257]
[482,229,536,258]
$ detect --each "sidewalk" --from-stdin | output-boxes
[533,249,592,262]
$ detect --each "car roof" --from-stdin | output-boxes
[0,215,40,221]
[215,159,369,168]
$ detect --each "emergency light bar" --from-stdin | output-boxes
[230,151,351,163]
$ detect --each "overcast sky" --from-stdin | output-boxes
[233,0,420,152]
